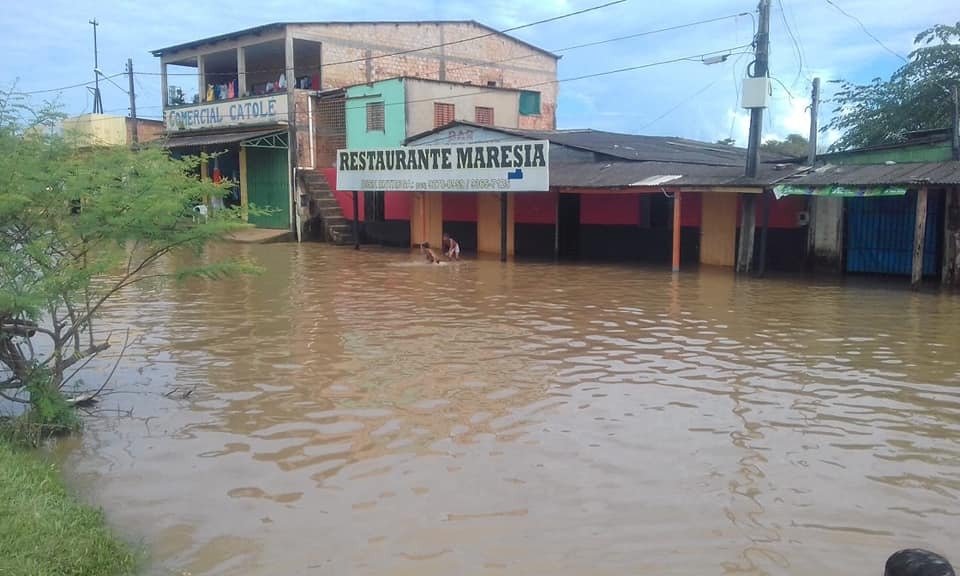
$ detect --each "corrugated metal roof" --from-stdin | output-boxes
[778,161,960,187]
[406,121,790,167]
[549,161,800,189]
[160,127,285,149]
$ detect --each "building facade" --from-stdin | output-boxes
[311,77,547,246]
[151,21,558,231]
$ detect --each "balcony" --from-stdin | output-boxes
[162,37,322,132]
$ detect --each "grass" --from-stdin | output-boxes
[0,438,137,576]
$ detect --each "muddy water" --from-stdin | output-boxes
[56,243,960,575]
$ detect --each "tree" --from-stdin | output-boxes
[760,133,809,158]
[0,91,255,435]
[824,22,960,150]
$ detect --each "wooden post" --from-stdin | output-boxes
[737,194,757,274]
[500,191,508,262]
[671,190,682,272]
[912,186,928,289]
[945,188,960,287]
[352,190,360,250]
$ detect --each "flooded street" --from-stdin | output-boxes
[56,243,959,576]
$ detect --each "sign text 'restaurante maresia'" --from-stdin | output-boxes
[339,142,547,172]
[336,141,550,192]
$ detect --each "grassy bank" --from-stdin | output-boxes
[0,438,136,576]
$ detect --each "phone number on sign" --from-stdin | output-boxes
[358,179,509,191]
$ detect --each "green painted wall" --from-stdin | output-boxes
[829,142,953,165]
[345,79,407,150]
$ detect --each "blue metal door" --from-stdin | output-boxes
[846,192,939,276]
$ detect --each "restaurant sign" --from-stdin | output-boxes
[336,140,550,192]
[165,95,288,132]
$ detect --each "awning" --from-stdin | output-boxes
[773,184,908,200]
[161,128,286,149]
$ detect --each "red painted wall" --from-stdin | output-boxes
[736,194,806,228]
[515,191,556,224]
[580,193,640,225]
[323,168,365,221]
[442,193,478,222]
[679,191,702,228]
[385,191,411,220]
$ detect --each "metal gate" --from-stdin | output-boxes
[845,191,939,276]
[244,133,289,230]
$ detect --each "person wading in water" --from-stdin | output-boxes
[421,242,441,264]
[442,232,460,261]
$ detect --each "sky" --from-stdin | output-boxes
[2,0,953,148]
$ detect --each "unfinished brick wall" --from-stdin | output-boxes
[127,118,165,143]
[294,90,346,170]
[289,22,558,130]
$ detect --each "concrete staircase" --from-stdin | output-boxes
[299,170,355,245]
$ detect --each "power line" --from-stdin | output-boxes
[99,72,129,96]
[442,12,752,77]
[823,0,907,63]
[148,12,749,82]
[776,0,808,86]
[313,44,754,115]
[640,68,729,130]
[18,73,125,95]
[151,0,628,78]
[323,0,628,68]
[156,43,753,127]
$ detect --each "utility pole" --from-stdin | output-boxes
[745,0,770,178]
[736,0,770,275]
[806,77,822,266]
[127,58,138,146]
[89,18,103,114]
[807,77,820,165]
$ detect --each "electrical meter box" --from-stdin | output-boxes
[741,77,770,109]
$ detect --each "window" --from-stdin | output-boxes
[519,90,541,116]
[434,102,455,128]
[475,106,494,126]
[486,81,497,87]
[366,101,384,132]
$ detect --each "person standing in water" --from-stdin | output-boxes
[442,232,460,260]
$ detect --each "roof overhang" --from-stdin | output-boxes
[161,128,286,149]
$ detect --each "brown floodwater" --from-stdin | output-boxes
[54,243,960,576]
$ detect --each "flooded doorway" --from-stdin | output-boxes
[557,192,580,259]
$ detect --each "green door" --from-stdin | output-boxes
[246,147,290,229]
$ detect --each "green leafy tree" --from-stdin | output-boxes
[824,22,960,150]
[0,91,256,434]
[761,133,809,158]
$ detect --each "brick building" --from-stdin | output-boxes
[151,21,558,231]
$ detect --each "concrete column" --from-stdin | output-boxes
[237,47,247,97]
[285,32,298,233]
[197,55,205,101]
[160,61,168,109]
[808,196,844,273]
